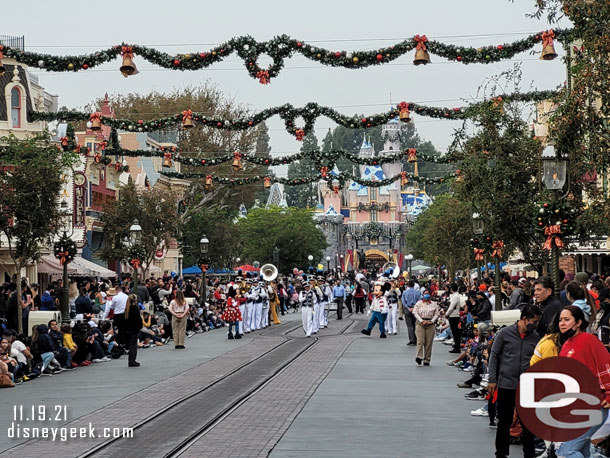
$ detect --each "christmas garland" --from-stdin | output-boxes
[54,235,77,265]
[363,222,385,238]
[32,90,557,140]
[357,202,391,212]
[535,199,580,250]
[3,29,572,83]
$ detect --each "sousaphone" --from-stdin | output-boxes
[382,262,400,279]
[261,263,278,282]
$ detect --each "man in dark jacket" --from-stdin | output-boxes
[532,276,564,337]
[47,320,70,368]
[487,305,541,458]
[473,291,492,323]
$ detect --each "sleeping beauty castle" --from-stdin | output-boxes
[314,117,432,273]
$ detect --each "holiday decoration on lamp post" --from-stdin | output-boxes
[128,221,143,291]
[199,235,209,303]
[54,199,76,324]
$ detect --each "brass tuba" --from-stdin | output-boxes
[261,264,278,282]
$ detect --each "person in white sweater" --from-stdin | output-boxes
[361,281,389,338]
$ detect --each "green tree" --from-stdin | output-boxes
[405,195,472,280]
[99,180,180,278]
[285,133,319,208]
[237,207,327,273]
[0,134,77,333]
[96,85,265,210]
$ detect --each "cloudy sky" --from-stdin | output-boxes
[5,0,569,168]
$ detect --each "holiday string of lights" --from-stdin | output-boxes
[32,90,557,139]
[1,29,571,83]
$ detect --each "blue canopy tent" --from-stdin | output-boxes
[182,266,236,276]
[183,265,202,275]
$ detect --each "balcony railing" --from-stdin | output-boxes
[0,35,25,51]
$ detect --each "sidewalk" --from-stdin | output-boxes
[270,329,495,458]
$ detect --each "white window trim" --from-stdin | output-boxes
[5,82,27,129]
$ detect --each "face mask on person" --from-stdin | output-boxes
[559,327,577,344]
[423,294,431,300]
[525,322,537,334]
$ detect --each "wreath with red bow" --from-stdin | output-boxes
[54,236,77,265]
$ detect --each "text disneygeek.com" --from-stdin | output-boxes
[8,423,134,441]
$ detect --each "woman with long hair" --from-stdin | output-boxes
[124,294,143,367]
[554,305,610,457]
[169,289,188,349]
[565,280,596,326]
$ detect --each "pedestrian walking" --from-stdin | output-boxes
[353,281,366,314]
[413,289,439,366]
[124,294,143,367]
[446,283,462,353]
[401,280,420,346]
[487,305,541,458]
[333,279,346,320]
[169,289,188,349]
[361,281,388,338]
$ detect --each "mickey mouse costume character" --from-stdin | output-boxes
[361,279,390,338]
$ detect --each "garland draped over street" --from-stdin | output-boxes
[31,90,557,139]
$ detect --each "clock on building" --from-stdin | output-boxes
[74,172,86,187]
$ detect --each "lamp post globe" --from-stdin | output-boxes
[199,235,210,304]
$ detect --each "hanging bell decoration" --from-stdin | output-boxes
[320,166,328,178]
[205,175,213,190]
[163,152,173,168]
[413,35,430,66]
[492,96,504,113]
[120,46,138,76]
[264,177,271,189]
[0,45,5,76]
[407,148,417,163]
[401,171,408,187]
[181,109,194,128]
[89,112,102,131]
[232,152,242,172]
[540,29,558,60]
[397,102,411,122]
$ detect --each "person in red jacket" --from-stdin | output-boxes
[221,286,244,340]
[556,305,610,456]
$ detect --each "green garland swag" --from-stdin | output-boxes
[2,30,572,83]
[32,90,557,140]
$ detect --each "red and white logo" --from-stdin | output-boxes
[516,357,602,442]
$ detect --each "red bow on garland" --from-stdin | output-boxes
[181,109,193,121]
[295,129,305,141]
[121,46,134,58]
[414,35,428,51]
[200,264,208,273]
[542,29,555,47]
[320,166,328,178]
[89,112,102,123]
[94,153,101,163]
[473,248,485,261]
[130,258,141,269]
[543,224,564,250]
[407,148,417,163]
[491,240,504,258]
[60,137,69,147]
[256,70,270,85]
[56,251,69,265]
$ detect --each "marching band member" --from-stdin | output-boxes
[385,280,401,335]
[311,278,323,335]
[299,280,317,337]
[269,281,281,325]
[320,280,332,329]
[253,279,268,330]
[244,279,255,333]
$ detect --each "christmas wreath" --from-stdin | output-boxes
[54,236,77,265]
[363,222,384,238]
[535,199,579,250]
[126,244,148,269]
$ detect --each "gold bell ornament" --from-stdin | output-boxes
[89,112,102,131]
[181,109,194,128]
[163,152,173,168]
[540,29,558,61]
[120,46,139,77]
[401,171,408,187]
[397,102,411,122]
[205,175,213,190]
[232,152,242,172]
[413,35,430,66]
[264,177,271,189]
[407,148,417,163]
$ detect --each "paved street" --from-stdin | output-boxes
[1,314,498,457]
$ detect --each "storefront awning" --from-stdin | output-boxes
[38,255,78,276]
[70,257,117,278]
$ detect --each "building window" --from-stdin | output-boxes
[371,209,378,222]
[370,188,377,200]
[11,87,21,128]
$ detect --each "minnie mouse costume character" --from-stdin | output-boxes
[361,280,390,338]
[221,286,245,339]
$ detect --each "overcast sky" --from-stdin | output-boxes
[5,0,569,171]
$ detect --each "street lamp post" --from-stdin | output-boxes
[326,256,331,272]
[542,146,567,296]
[58,200,74,325]
[273,246,280,266]
[129,221,142,293]
[405,254,413,279]
[199,235,209,304]
[308,254,313,269]
[472,212,484,283]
